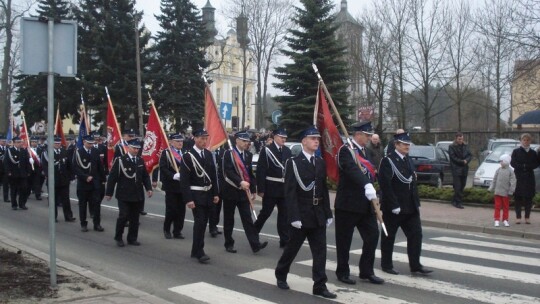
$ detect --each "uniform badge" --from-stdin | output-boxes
[83,159,87,163]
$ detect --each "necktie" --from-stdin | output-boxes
[200,151,204,160]
[278,147,282,153]
[310,156,315,167]
[240,152,244,160]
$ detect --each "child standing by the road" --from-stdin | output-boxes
[488,154,516,227]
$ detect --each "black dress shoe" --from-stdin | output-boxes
[173,233,184,239]
[198,255,210,264]
[225,246,237,253]
[360,274,385,284]
[411,267,433,275]
[5,199,11,203]
[164,231,172,239]
[279,242,288,249]
[55,219,58,223]
[66,217,76,222]
[36,197,42,201]
[12,206,17,210]
[253,241,268,253]
[452,201,464,209]
[382,268,399,275]
[210,230,218,237]
[276,280,290,290]
[128,241,141,246]
[313,289,337,299]
[116,240,125,247]
[338,276,356,285]
[81,227,89,232]
[140,211,147,215]
[94,225,104,232]
[19,206,28,210]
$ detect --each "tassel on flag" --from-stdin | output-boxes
[54,104,67,147]
[204,85,228,151]
[315,83,343,182]
[106,87,122,170]
[142,100,168,174]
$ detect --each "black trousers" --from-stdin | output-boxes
[514,195,533,219]
[191,204,211,258]
[209,198,222,232]
[28,170,42,199]
[10,177,28,208]
[2,174,9,201]
[275,225,328,291]
[335,209,379,278]
[223,198,260,250]
[254,196,289,245]
[115,200,141,242]
[164,192,185,235]
[380,212,423,271]
[452,174,467,203]
[53,185,73,220]
[77,189,100,227]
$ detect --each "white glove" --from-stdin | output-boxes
[173,173,181,181]
[291,221,302,229]
[326,218,333,227]
[364,183,377,200]
[29,158,34,165]
[392,207,401,215]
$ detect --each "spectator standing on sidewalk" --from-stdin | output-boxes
[367,133,384,172]
[448,132,472,209]
[488,154,516,227]
[511,133,539,224]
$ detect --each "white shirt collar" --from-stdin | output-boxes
[395,150,406,160]
[274,142,282,150]
[193,146,204,155]
[235,146,244,153]
[352,138,364,150]
[302,149,315,160]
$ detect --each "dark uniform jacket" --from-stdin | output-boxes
[106,154,151,202]
[511,146,539,199]
[222,148,256,201]
[284,153,332,228]
[3,147,31,178]
[335,144,372,214]
[41,148,71,187]
[0,145,6,177]
[181,147,218,205]
[256,143,291,199]
[448,142,472,176]
[159,148,183,194]
[379,151,420,214]
[73,147,106,191]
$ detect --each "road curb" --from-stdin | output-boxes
[422,220,540,240]
[0,235,173,304]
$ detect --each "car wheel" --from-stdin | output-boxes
[436,176,443,188]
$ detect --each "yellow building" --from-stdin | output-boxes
[511,60,540,128]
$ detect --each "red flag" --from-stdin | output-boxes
[106,89,122,170]
[19,112,40,165]
[204,85,227,151]
[315,84,342,182]
[54,105,67,147]
[142,102,168,174]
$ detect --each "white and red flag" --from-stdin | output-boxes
[54,105,67,147]
[315,84,342,183]
[142,101,168,174]
[204,85,228,151]
[106,88,122,170]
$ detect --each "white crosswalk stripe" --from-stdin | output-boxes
[297,260,539,304]
[431,237,540,254]
[169,282,277,304]
[239,268,418,304]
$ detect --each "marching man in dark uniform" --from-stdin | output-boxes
[181,129,219,263]
[73,135,106,232]
[3,137,31,210]
[28,136,43,200]
[275,127,336,299]
[93,131,108,202]
[106,138,152,247]
[159,134,186,239]
[222,131,268,254]
[254,128,292,248]
[335,121,383,285]
[0,134,10,203]
[379,132,432,275]
[41,137,76,222]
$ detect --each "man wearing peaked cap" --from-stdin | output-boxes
[73,133,106,232]
[28,136,43,201]
[275,126,336,299]
[3,136,31,210]
[254,128,292,248]
[114,128,140,160]
[378,132,432,276]
[221,130,268,253]
[192,128,209,137]
[157,133,186,240]
[106,137,152,247]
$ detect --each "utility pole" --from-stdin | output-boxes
[134,15,143,136]
[237,3,249,130]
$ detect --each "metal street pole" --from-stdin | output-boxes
[135,16,143,136]
[47,19,57,287]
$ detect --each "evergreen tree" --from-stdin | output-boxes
[13,0,79,125]
[149,0,211,132]
[274,0,351,138]
[75,0,150,130]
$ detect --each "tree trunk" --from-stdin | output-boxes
[0,0,13,134]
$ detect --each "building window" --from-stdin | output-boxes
[231,63,236,74]
[247,92,251,108]
[232,86,239,106]
[217,88,221,102]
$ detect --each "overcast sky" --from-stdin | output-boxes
[135,0,367,36]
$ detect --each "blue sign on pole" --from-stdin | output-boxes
[220,102,232,120]
[272,110,282,125]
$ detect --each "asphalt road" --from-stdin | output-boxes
[1,186,538,303]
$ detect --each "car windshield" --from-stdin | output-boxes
[485,146,516,163]
[491,141,517,150]
[409,146,435,159]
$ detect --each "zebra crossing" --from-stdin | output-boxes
[168,236,540,303]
